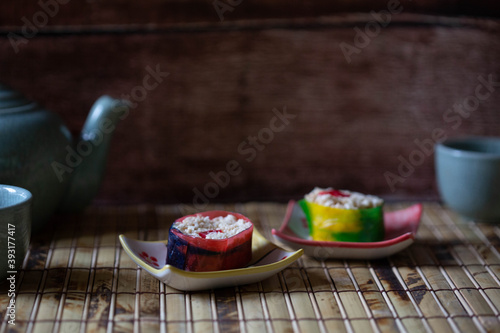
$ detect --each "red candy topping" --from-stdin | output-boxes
[318,190,350,197]
[198,230,223,239]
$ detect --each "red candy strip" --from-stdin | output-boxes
[198,230,223,239]
[318,190,350,197]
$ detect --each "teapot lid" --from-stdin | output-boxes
[0,84,38,113]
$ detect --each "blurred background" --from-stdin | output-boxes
[1,0,499,206]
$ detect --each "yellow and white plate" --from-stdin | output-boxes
[119,229,303,291]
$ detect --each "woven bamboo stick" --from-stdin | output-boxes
[88,268,113,321]
[193,321,214,333]
[484,289,500,313]
[215,288,238,322]
[350,319,374,333]
[261,275,283,293]
[140,270,160,293]
[322,259,345,269]
[96,248,116,268]
[459,289,495,315]
[61,292,85,321]
[418,266,448,289]
[414,222,435,242]
[167,322,188,332]
[490,266,500,281]
[361,292,393,318]
[453,245,481,265]
[114,293,135,321]
[270,320,294,333]
[314,291,341,319]
[25,248,48,270]
[140,293,160,318]
[338,292,368,319]
[72,248,93,268]
[59,321,82,333]
[350,267,379,292]
[306,268,332,291]
[400,318,426,333]
[19,271,44,293]
[36,293,60,321]
[426,318,454,333]
[467,265,499,288]
[324,319,348,333]
[190,293,212,321]
[165,293,186,321]
[32,322,56,333]
[164,283,179,294]
[477,316,500,332]
[452,317,481,333]
[473,244,500,265]
[444,266,475,288]
[44,268,67,293]
[85,320,108,333]
[297,319,321,332]
[245,320,266,333]
[113,318,135,332]
[240,293,264,320]
[239,282,260,293]
[328,268,355,291]
[218,321,240,332]
[289,293,315,319]
[67,269,91,292]
[116,269,136,293]
[408,245,437,265]
[433,290,468,316]
[409,290,443,317]
[374,318,398,333]
[385,291,419,317]
[263,293,289,320]
[396,266,426,290]
[300,255,322,269]
[282,269,307,291]
[119,248,138,269]
[49,248,71,268]
[14,293,37,321]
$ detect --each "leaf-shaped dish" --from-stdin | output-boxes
[119,228,303,291]
[272,201,422,259]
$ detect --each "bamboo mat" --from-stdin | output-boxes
[1,202,500,333]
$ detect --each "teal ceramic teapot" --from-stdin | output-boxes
[0,84,129,231]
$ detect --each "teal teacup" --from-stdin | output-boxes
[435,137,500,222]
[0,185,32,281]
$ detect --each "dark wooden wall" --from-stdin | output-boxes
[1,1,500,206]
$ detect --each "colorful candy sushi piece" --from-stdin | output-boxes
[299,188,384,242]
[166,211,253,272]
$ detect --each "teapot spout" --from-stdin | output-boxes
[59,96,130,212]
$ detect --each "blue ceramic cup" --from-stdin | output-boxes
[435,137,500,222]
[0,185,32,281]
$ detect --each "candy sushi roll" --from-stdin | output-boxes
[166,211,253,272]
[299,188,384,242]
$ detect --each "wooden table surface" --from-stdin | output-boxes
[1,202,500,333]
